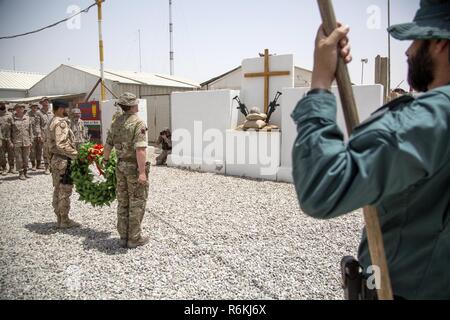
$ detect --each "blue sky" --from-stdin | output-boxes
[0,0,419,89]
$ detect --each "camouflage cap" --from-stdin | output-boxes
[388,0,450,40]
[40,97,50,103]
[71,107,81,114]
[30,102,39,108]
[116,92,138,107]
[14,103,26,109]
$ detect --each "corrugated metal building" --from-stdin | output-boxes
[28,64,199,142]
[0,70,46,99]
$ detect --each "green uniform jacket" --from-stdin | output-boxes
[291,85,450,299]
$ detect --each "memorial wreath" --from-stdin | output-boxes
[71,142,117,207]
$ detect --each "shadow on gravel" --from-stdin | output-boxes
[0,171,46,182]
[0,175,20,182]
[25,222,128,256]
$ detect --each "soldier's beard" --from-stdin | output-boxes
[407,40,435,92]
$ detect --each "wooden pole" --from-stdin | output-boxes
[264,49,269,113]
[317,0,393,300]
[97,0,106,101]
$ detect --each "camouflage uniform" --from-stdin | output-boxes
[39,108,53,173]
[0,108,15,174]
[11,108,33,179]
[70,118,89,150]
[47,110,79,228]
[28,107,43,170]
[105,93,149,247]
[156,128,172,165]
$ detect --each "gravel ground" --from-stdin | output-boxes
[0,161,364,300]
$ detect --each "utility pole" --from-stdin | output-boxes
[138,29,142,72]
[387,0,391,97]
[97,0,106,101]
[361,58,368,84]
[169,0,174,75]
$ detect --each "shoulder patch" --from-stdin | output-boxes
[370,94,415,116]
[140,127,148,134]
[58,121,67,129]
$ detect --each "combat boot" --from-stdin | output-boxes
[44,164,50,175]
[19,171,26,180]
[24,169,31,179]
[30,162,36,171]
[59,217,81,229]
[127,236,150,249]
[119,238,128,248]
[8,167,16,174]
[36,162,43,170]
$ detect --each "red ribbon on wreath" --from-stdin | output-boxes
[87,144,105,176]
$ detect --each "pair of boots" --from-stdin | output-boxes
[19,170,31,180]
[119,236,150,249]
[56,215,81,229]
[2,167,15,175]
[31,161,43,171]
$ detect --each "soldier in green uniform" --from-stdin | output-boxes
[291,0,450,299]
[103,93,150,249]
[70,107,89,150]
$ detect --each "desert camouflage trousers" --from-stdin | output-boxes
[14,146,30,173]
[0,140,14,170]
[116,160,150,242]
[51,157,73,220]
[30,138,43,167]
[43,140,50,166]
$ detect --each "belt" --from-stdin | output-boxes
[118,158,137,163]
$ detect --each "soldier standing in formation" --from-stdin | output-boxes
[39,97,53,174]
[47,100,80,229]
[28,102,43,171]
[103,93,150,249]
[11,104,33,180]
[0,101,15,175]
[70,107,89,150]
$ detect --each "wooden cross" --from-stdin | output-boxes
[244,49,291,114]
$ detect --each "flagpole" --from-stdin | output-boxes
[97,0,106,101]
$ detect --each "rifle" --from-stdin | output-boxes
[266,91,282,124]
[61,159,73,185]
[233,96,249,117]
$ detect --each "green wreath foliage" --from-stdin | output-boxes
[71,142,117,207]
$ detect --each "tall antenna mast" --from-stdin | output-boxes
[138,29,142,72]
[169,0,174,75]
